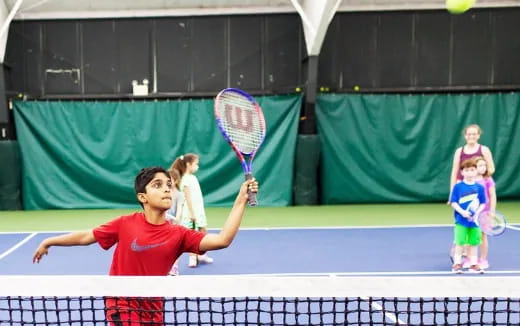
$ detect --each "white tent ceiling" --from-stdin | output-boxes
[5,0,520,20]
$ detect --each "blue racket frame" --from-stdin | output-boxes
[214,88,266,206]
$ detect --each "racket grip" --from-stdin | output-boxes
[245,173,257,207]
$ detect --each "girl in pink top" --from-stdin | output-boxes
[475,156,496,269]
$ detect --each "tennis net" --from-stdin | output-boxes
[0,275,518,325]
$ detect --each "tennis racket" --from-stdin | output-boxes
[466,198,480,216]
[214,88,266,206]
[475,211,506,236]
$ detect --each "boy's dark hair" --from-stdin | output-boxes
[134,166,170,196]
[460,158,477,170]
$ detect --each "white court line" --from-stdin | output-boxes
[0,232,38,261]
[0,225,457,234]
[0,231,68,234]
[362,296,406,325]
[3,223,520,234]
[2,223,517,234]
[229,270,520,277]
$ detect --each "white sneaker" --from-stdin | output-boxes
[169,265,179,276]
[188,255,197,268]
[198,254,214,264]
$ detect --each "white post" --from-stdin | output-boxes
[290,0,342,56]
[0,0,24,63]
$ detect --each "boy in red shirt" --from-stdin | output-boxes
[33,166,259,325]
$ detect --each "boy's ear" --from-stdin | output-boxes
[137,193,147,205]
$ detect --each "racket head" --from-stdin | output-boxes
[214,88,266,160]
[477,211,506,236]
[214,88,265,207]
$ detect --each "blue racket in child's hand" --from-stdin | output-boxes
[466,198,480,217]
[214,88,266,206]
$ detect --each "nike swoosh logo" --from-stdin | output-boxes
[130,238,168,252]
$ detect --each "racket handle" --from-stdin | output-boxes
[245,173,257,207]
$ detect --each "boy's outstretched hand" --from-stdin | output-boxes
[238,178,259,202]
[33,242,49,263]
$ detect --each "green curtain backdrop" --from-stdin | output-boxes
[316,93,520,204]
[0,141,22,210]
[14,96,301,209]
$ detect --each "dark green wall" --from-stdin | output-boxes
[316,93,520,204]
[0,141,22,209]
[13,96,301,209]
[8,92,520,209]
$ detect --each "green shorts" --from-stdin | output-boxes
[454,224,481,246]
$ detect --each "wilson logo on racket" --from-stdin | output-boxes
[225,104,254,133]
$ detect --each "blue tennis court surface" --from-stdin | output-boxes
[1,226,519,326]
[1,226,519,275]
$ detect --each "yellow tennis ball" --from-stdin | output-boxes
[446,0,475,14]
[295,87,301,92]
[353,85,360,92]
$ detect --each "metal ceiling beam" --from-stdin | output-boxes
[0,0,22,62]
[10,0,520,21]
[337,0,520,11]
[13,5,297,20]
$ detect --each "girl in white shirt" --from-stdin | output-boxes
[171,153,213,268]
[165,168,185,275]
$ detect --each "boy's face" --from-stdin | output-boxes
[138,172,172,210]
[461,166,478,180]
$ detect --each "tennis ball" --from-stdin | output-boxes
[295,87,301,92]
[353,85,360,92]
[446,0,475,14]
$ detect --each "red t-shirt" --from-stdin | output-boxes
[93,212,205,276]
[93,212,206,325]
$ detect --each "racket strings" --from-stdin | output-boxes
[478,212,506,236]
[217,93,264,154]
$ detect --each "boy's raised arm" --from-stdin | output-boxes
[199,179,258,251]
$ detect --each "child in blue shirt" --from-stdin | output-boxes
[450,158,486,274]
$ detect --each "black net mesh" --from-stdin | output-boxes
[2,296,519,325]
[1,276,518,326]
